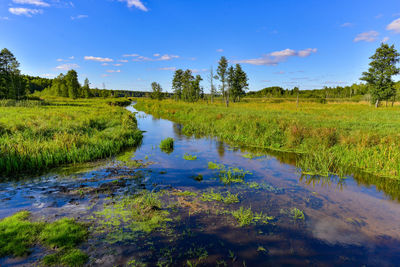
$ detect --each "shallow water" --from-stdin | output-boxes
[2,105,400,266]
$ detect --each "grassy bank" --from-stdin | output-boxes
[0,97,142,177]
[135,99,400,179]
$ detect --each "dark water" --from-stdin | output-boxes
[2,105,400,266]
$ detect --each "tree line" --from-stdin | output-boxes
[151,56,249,106]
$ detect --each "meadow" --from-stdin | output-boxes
[135,98,400,179]
[0,97,142,176]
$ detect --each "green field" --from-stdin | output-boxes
[135,98,400,179]
[0,98,142,176]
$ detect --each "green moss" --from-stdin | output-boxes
[0,211,43,257]
[159,137,174,154]
[183,153,197,160]
[43,249,89,267]
[40,218,88,249]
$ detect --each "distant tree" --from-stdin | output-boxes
[65,70,80,99]
[232,64,248,102]
[151,82,163,100]
[361,43,400,107]
[172,69,184,100]
[208,66,217,103]
[216,56,228,106]
[0,48,25,99]
[83,78,91,98]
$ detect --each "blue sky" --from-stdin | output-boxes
[1,0,400,92]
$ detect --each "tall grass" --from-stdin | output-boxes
[0,97,142,176]
[135,99,400,179]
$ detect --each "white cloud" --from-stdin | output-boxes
[354,31,379,42]
[118,0,148,11]
[12,0,49,7]
[274,71,285,75]
[42,73,55,78]
[106,69,121,73]
[71,15,88,20]
[191,68,208,73]
[9,7,43,17]
[341,22,353,27]
[123,53,139,57]
[153,53,160,57]
[113,63,122,66]
[216,49,224,52]
[159,67,176,71]
[69,56,74,60]
[118,59,129,63]
[84,56,113,62]
[387,18,400,33]
[101,63,109,66]
[382,36,390,42]
[236,48,317,66]
[159,54,179,61]
[56,58,63,62]
[0,17,9,20]
[56,63,80,70]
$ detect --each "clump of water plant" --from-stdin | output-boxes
[208,161,224,170]
[43,249,89,267]
[290,208,305,221]
[219,167,252,185]
[94,190,172,242]
[200,189,239,204]
[159,137,174,153]
[231,207,273,227]
[183,153,198,160]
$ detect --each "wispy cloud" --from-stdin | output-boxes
[387,18,400,33]
[159,67,176,71]
[191,68,208,73]
[71,15,88,20]
[236,48,317,66]
[0,17,9,20]
[84,56,113,62]
[12,0,49,7]
[216,49,224,52]
[126,53,180,62]
[56,56,75,62]
[113,63,122,66]
[9,7,43,17]
[340,22,353,27]
[118,59,129,63]
[273,71,285,75]
[56,63,80,70]
[118,0,148,11]
[106,69,121,73]
[353,31,379,42]
[382,36,390,42]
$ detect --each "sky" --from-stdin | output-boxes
[1,0,400,92]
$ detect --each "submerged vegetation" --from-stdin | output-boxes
[135,99,400,179]
[183,153,198,160]
[0,97,142,176]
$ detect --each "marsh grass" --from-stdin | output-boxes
[159,137,174,154]
[135,99,400,179]
[0,97,142,176]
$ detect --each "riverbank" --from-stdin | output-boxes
[134,98,400,179]
[0,98,142,177]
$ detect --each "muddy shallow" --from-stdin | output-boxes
[1,105,400,266]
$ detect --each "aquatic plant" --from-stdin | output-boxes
[200,189,239,204]
[183,153,198,160]
[159,137,174,153]
[208,161,224,170]
[231,207,273,227]
[290,208,305,221]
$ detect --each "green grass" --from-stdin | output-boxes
[208,162,252,185]
[290,208,305,221]
[135,99,400,179]
[0,97,142,176]
[0,211,89,266]
[159,137,174,153]
[231,207,273,227]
